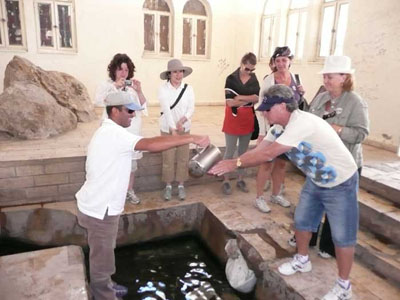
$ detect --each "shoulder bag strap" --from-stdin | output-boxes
[160,84,188,116]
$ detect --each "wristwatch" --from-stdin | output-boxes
[236,157,242,168]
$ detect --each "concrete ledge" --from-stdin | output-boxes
[360,162,400,205]
[0,245,89,300]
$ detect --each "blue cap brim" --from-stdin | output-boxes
[256,102,272,111]
[124,103,144,111]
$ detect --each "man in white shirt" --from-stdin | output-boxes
[76,91,209,300]
[209,85,358,300]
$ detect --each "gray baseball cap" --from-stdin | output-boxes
[104,91,144,111]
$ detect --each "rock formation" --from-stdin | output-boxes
[0,82,77,139]
[0,56,96,139]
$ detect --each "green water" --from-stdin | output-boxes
[0,235,256,299]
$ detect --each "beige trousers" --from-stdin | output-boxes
[161,131,190,183]
[77,210,120,300]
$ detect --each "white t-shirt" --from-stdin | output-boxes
[76,119,142,219]
[266,110,357,187]
[158,81,195,133]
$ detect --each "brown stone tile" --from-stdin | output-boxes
[0,167,15,179]
[34,173,69,186]
[15,164,44,177]
[0,176,34,189]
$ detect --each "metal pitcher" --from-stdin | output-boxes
[189,144,222,178]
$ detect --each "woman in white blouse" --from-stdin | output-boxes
[158,59,195,201]
[95,53,147,205]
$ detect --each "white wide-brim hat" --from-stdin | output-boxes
[160,59,193,80]
[318,55,355,74]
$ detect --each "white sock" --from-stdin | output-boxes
[178,184,184,188]
[166,184,172,188]
[296,254,309,263]
[337,278,351,290]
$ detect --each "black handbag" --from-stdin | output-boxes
[251,108,259,140]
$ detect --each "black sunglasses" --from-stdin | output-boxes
[244,67,256,72]
[126,109,135,114]
[322,111,336,120]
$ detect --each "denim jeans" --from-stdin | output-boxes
[295,172,359,247]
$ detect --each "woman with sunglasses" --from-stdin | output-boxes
[95,53,147,205]
[289,55,369,259]
[221,52,260,195]
[254,46,305,213]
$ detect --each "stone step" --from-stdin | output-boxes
[360,161,400,206]
[358,188,400,247]
[356,229,400,286]
[264,247,400,300]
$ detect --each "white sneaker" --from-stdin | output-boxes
[127,190,140,204]
[164,185,172,201]
[278,254,312,276]
[178,185,186,201]
[318,250,333,259]
[270,194,291,207]
[322,282,352,300]
[255,196,271,213]
[288,235,296,247]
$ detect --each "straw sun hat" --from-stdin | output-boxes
[160,59,193,80]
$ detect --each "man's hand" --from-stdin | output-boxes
[256,134,265,145]
[208,159,236,176]
[192,135,210,148]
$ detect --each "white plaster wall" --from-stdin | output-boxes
[346,0,400,150]
[0,0,399,149]
[0,0,268,105]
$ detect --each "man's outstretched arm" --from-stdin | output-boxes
[135,135,210,153]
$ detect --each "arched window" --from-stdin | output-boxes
[318,0,349,57]
[259,0,279,60]
[182,0,209,57]
[143,0,171,56]
[285,0,309,59]
[0,0,26,49]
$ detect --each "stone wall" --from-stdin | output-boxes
[0,147,257,207]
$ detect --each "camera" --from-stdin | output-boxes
[124,80,133,86]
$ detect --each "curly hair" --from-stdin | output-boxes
[107,53,135,81]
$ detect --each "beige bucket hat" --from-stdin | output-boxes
[160,59,193,80]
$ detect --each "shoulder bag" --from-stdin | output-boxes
[160,84,188,116]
